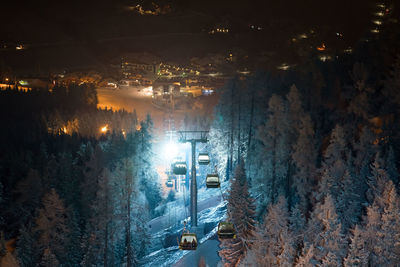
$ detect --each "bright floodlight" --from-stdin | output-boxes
[163,141,178,160]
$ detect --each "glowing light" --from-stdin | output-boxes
[163,142,178,160]
[319,55,332,62]
[371,28,380,33]
[16,45,24,50]
[375,12,384,17]
[317,43,326,51]
[100,125,109,133]
[373,20,382,25]
[344,47,353,54]
[19,80,28,86]
[277,63,290,71]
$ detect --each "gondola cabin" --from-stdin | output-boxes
[166,180,173,187]
[198,153,210,165]
[206,174,220,188]
[172,161,187,175]
[179,233,198,250]
[217,222,236,239]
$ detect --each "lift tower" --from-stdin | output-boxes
[178,131,208,227]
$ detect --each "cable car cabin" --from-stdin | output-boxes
[206,174,220,188]
[166,180,173,187]
[217,222,236,239]
[172,161,187,175]
[198,153,210,165]
[179,233,198,250]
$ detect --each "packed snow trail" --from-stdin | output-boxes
[142,182,229,266]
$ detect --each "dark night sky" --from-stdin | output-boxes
[0,0,389,70]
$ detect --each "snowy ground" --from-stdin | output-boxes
[141,182,230,266]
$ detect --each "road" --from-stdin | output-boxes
[173,239,221,267]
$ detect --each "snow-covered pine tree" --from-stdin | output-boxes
[316,124,348,202]
[219,163,256,266]
[305,195,347,265]
[295,244,316,267]
[317,124,361,230]
[289,204,306,253]
[256,196,294,266]
[366,153,391,208]
[351,126,376,205]
[292,114,317,212]
[81,168,113,266]
[137,115,162,216]
[336,169,361,230]
[343,225,369,267]
[112,159,138,267]
[379,180,400,265]
[34,189,69,264]
[362,202,381,265]
[256,94,290,209]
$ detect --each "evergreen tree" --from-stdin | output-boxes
[317,125,348,201]
[256,94,290,209]
[362,202,382,265]
[295,244,316,267]
[366,153,391,208]
[292,115,317,212]
[289,204,306,252]
[113,159,138,267]
[305,195,347,265]
[34,189,69,263]
[256,196,295,266]
[352,127,376,204]
[336,170,361,230]
[379,181,400,265]
[219,163,256,266]
[137,115,162,216]
[343,225,369,267]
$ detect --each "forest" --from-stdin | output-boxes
[0,84,162,265]
[211,28,400,266]
[1,25,400,267]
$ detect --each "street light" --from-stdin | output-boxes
[163,141,178,160]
